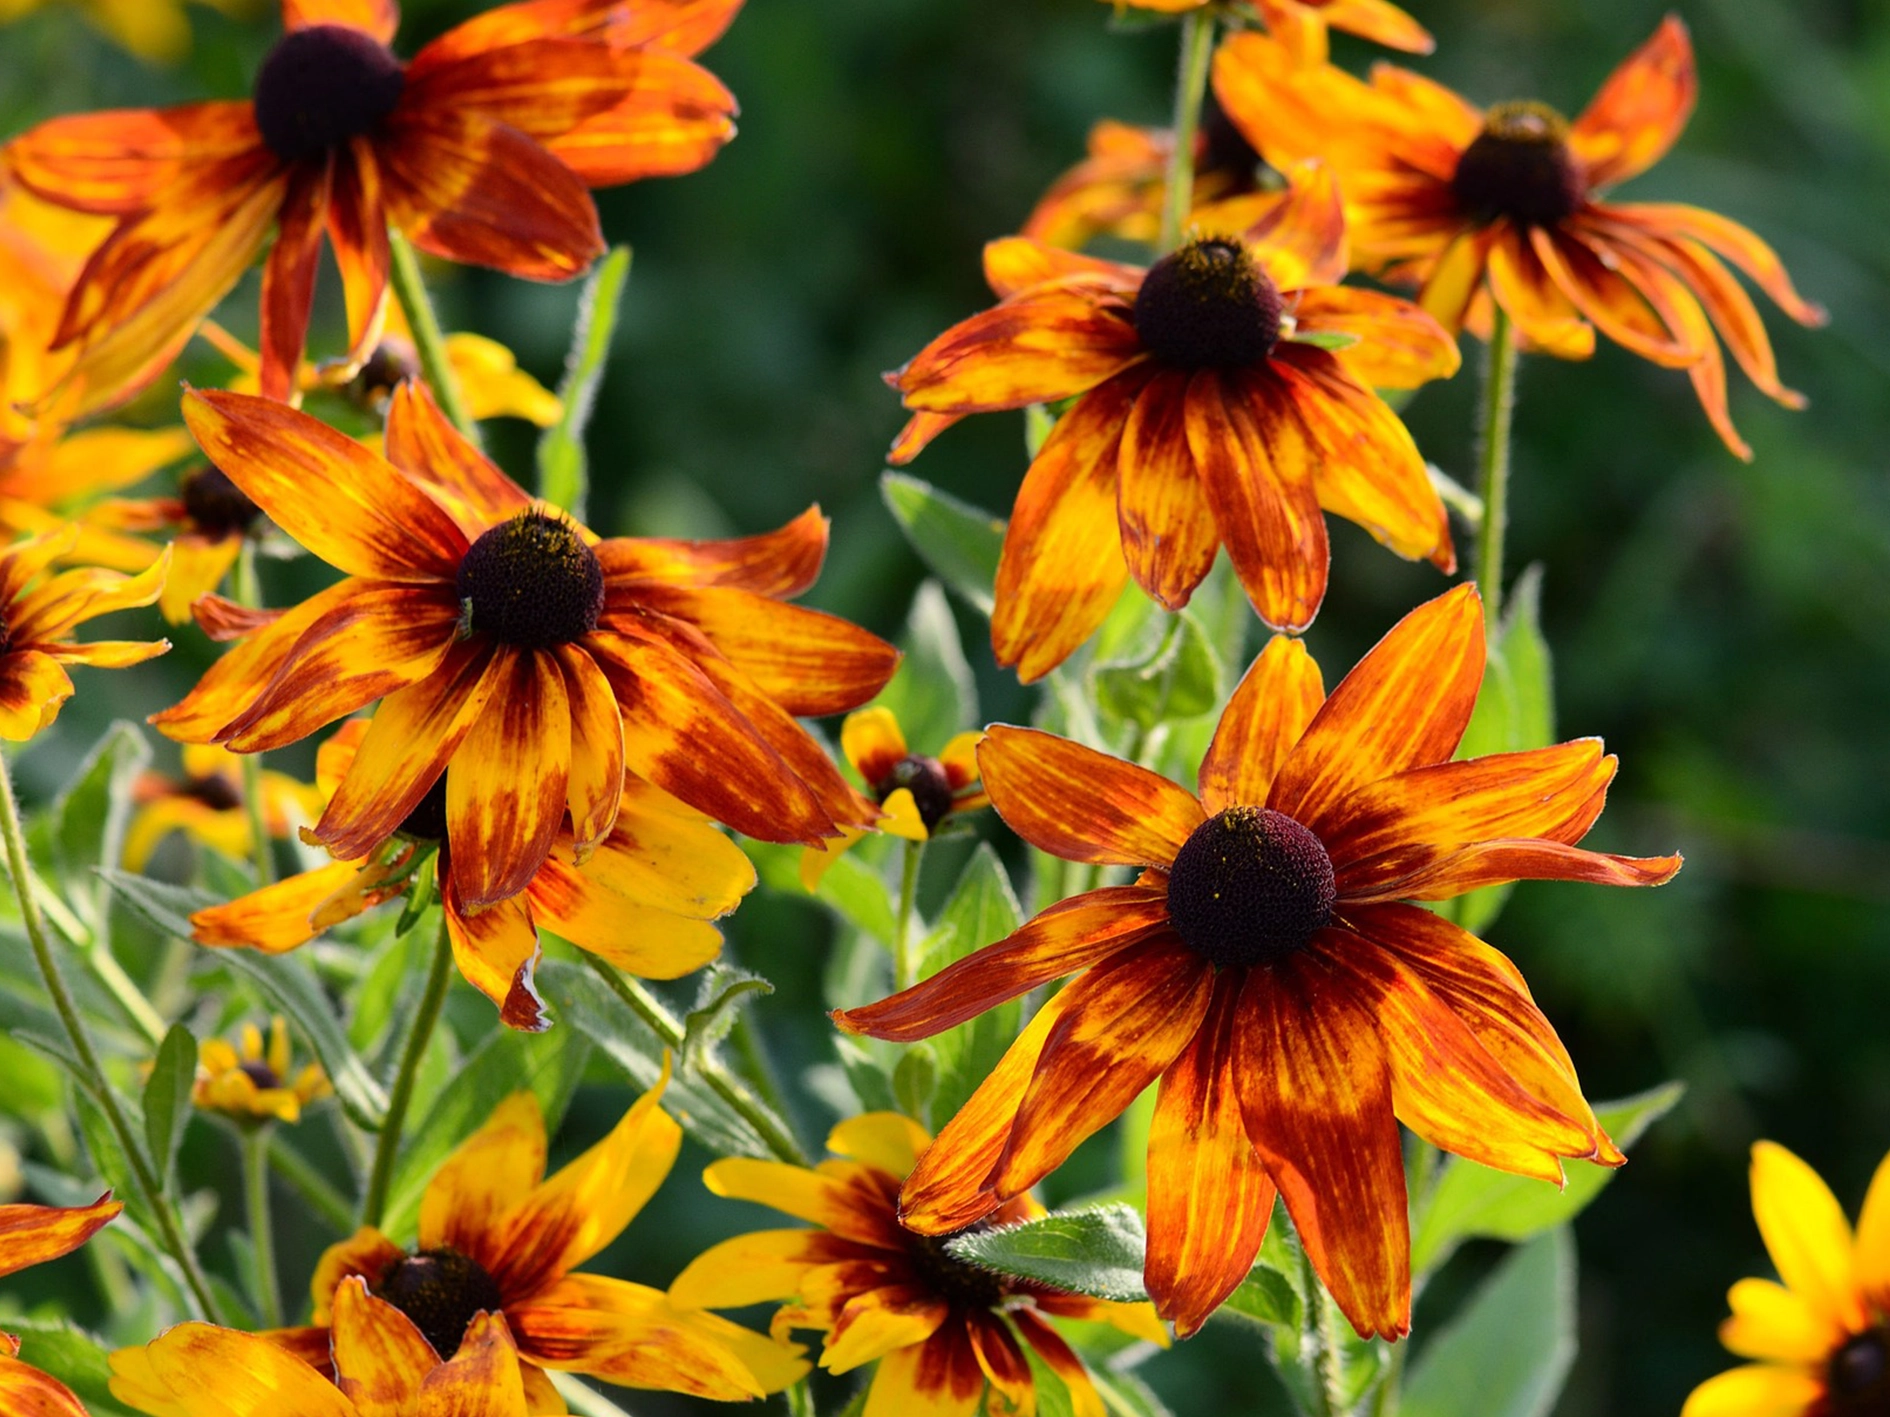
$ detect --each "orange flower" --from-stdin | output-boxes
[151,381,893,913]
[672,1112,1166,1417]
[0,525,169,741]
[0,1193,121,1417]
[890,164,1458,677]
[8,0,744,403]
[1214,19,1826,458]
[284,1079,807,1403]
[835,584,1682,1339]
[189,718,758,1031]
[86,464,266,624]
[123,742,321,870]
[1098,0,1429,67]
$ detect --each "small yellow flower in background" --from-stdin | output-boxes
[673,1111,1166,1417]
[191,1017,330,1126]
[1682,1140,1890,1417]
[124,742,323,871]
[0,0,250,65]
[800,706,986,889]
[0,1192,121,1416]
[87,465,266,625]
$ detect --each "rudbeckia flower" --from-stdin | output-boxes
[113,1275,535,1417]
[123,742,320,869]
[1214,18,1826,458]
[0,525,169,741]
[1682,1141,1890,1417]
[9,0,744,403]
[86,464,267,624]
[191,1016,331,1124]
[836,584,1682,1339]
[280,1079,807,1404]
[1097,0,1429,67]
[189,718,757,1031]
[672,1111,1166,1417]
[0,1193,121,1417]
[890,164,1457,676]
[151,381,894,914]
[800,706,986,890]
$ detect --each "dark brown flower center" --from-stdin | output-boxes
[237,1059,282,1089]
[372,1248,504,1359]
[183,773,244,812]
[1133,237,1283,370]
[253,24,405,164]
[1830,1330,1890,1417]
[878,755,954,833]
[456,512,605,649]
[1450,101,1585,228]
[346,340,422,408]
[397,773,450,843]
[0,610,14,657]
[904,1226,1007,1312]
[181,466,261,538]
[1166,806,1335,968]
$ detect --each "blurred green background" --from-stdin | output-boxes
[3,0,1889,1414]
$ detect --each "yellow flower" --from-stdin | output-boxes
[124,742,323,871]
[1683,1140,1890,1416]
[192,1017,330,1125]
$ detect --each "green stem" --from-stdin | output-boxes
[242,1125,282,1327]
[0,752,221,1320]
[269,1132,355,1233]
[786,1379,818,1417]
[233,542,274,888]
[892,839,923,991]
[1157,10,1217,255]
[359,918,453,1229]
[1473,306,1519,624]
[1314,1278,1352,1417]
[584,956,809,1166]
[388,229,477,440]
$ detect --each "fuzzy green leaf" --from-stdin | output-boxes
[1403,1230,1577,1417]
[881,472,1005,615]
[142,1023,196,1189]
[537,245,631,520]
[944,1204,1150,1304]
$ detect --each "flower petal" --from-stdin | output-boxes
[1749,1141,1866,1332]
[542,55,739,186]
[982,236,1144,300]
[1568,16,1697,189]
[1355,838,1683,900]
[1598,203,1825,327]
[144,1323,355,1417]
[1719,1278,1842,1365]
[421,1309,529,1417]
[191,860,393,953]
[259,160,332,403]
[1117,369,1219,611]
[1199,635,1324,814]
[0,1354,89,1417]
[668,1229,838,1310]
[840,707,907,788]
[0,650,73,741]
[828,1113,935,1182]
[598,507,828,598]
[0,1195,121,1277]
[384,380,533,534]
[554,644,624,855]
[327,139,392,359]
[1242,159,1348,291]
[824,1287,950,1373]
[1531,226,1697,368]
[861,1323,985,1417]
[977,725,1204,866]
[330,1279,435,1415]
[284,0,398,43]
[834,886,1174,1042]
[1678,1364,1824,1417]
[1857,1147,1890,1313]
[548,778,753,921]
[443,885,548,1031]
[418,1091,548,1271]
[1485,225,1595,359]
[1011,1310,1106,1417]
[151,583,357,742]
[447,649,571,907]
[1290,284,1462,389]
[525,870,725,981]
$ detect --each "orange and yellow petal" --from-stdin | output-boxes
[0,649,75,741]
[669,1229,836,1310]
[1118,368,1219,612]
[840,706,909,788]
[976,725,1202,866]
[1749,1141,1867,1333]
[329,1277,437,1417]
[861,1322,985,1417]
[418,1091,550,1267]
[138,1322,356,1417]
[1679,1364,1824,1417]
[0,1194,121,1277]
[1567,16,1697,189]
[1198,635,1324,814]
[0,1353,92,1417]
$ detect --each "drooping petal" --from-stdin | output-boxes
[963,1311,1033,1416]
[383,381,532,534]
[976,725,1204,866]
[542,57,739,186]
[258,160,333,402]
[418,1091,548,1263]
[8,102,266,213]
[1531,226,1697,368]
[1748,1141,1866,1332]
[1356,838,1683,900]
[327,138,392,361]
[0,1195,121,1278]
[442,884,548,1032]
[598,506,828,598]
[401,37,643,137]
[1145,971,1277,1337]
[0,650,74,741]
[546,779,753,921]
[1678,1364,1824,1417]
[1568,16,1697,189]
[447,648,571,907]
[525,868,726,981]
[554,644,624,856]
[1010,1309,1106,1417]
[1233,953,1409,1340]
[1485,226,1595,360]
[990,373,1144,682]
[834,886,1174,1042]
[1718,1278,1842,1365]
[1418,227,1499,334]
[0,1354,90,1417]
[191,860,395,952]
[1198,635,1324,813]
[823,1287,950,1373]
[1290,284,1462,389]
[1267,582,1484,834]
[1117,369,1219,611]
[1598,203,1825,327]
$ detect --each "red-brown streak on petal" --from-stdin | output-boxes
[1567,16,1696,189]
[899,990,1074,1236]
[448,648,572,908]
[0,650,72,740]
[328,139,392,358]
[1243,158,1349,291]
[312,1228,407,1322]
[1117,368,1220,611]
[0,1194,121,1277]
[218,581,463,751]
[894,1317,987,1414]
[1352,837,1683,901]
[191,594,280,642]
[1530,225,1697,368]
[554,644,624,854]
[330,1281,436,1414]
[1186,366,1329,633]
[384,380,534,530]
[1343,902,1612,1158]
[833,886,1174,1042]
[1311,929,1597,1179]
[181,389,469,579]
[1596,202,1824,326]
[990,936,1214,1201]
[1198,636,1325,815]
[401,37,643,137]
[1232,953,1410,1340]
[283,0,399,43]
[0,1355,91,1417]
[1289,284,1462,390]
[976,725,1204,866]
[312,641,507,860]
[443,872,548,1030]
[964,1312,1032,1412]
[624,585,899,717]
[191,860,392,952]
[894,281,1147,415]
[1010,1309,1104,1417]
[598,506,827,598]
[1145,971,1277,1337]
[1322,739,1617,889]
[8,102,267,214]
[840,708,907,790]
[421,1309,529,1417]
[1483,224,1596,360]
[982,236,1144,301]
[886,409,965,466]
[990,371,1146,683]
[1267,583,1485,835]
[259,158,333,402]
[411,0,740,66]
[1274,345,1452,570]
[378,107,603,281]
[543,56,739,186]
[583,628,836,845]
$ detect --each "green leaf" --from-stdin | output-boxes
[944,1204,1150,1304]
[891,1042,936,1120]
[1402,1230,1577,1417]
[1020,1339,1079,1417]
[142,1023,196,1189]
[1092,1369,1174,1417]
[682,965,774,1058]
[881,472,1005,615]
[99,868,209,940]
[921,846,1024,1129]
[1291,329,1361,352]
[1024,403,1057,458]
[811,850,899,944]
[1214,1261,1302,1329]
[1094,611,1221,731]
[536,245,631,520]
[869,581,977,758]
[49,721,149,891]
[1410,1083,1684,1275]
[11,1321,137,1417]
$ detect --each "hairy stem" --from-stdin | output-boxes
[242,1125,282,1327]
[1474,307,1519,623]
[359,917,453,1229]
[1157,10,1217,254]
[388,229,477,439]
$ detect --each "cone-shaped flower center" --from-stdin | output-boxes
[457,511,605,649]
[373,1248,505,1359]
[397,774,450,843]
[904,1226,1007,1312]
[878,755,954,832]
[1830,1330,1890,1417]
[1166,806,1335,968]
[236,1059,283,1089]
[1451,101,1585,228]
[182,466,262,538]
[1133,237,1283,369]
[254,25,405,163]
